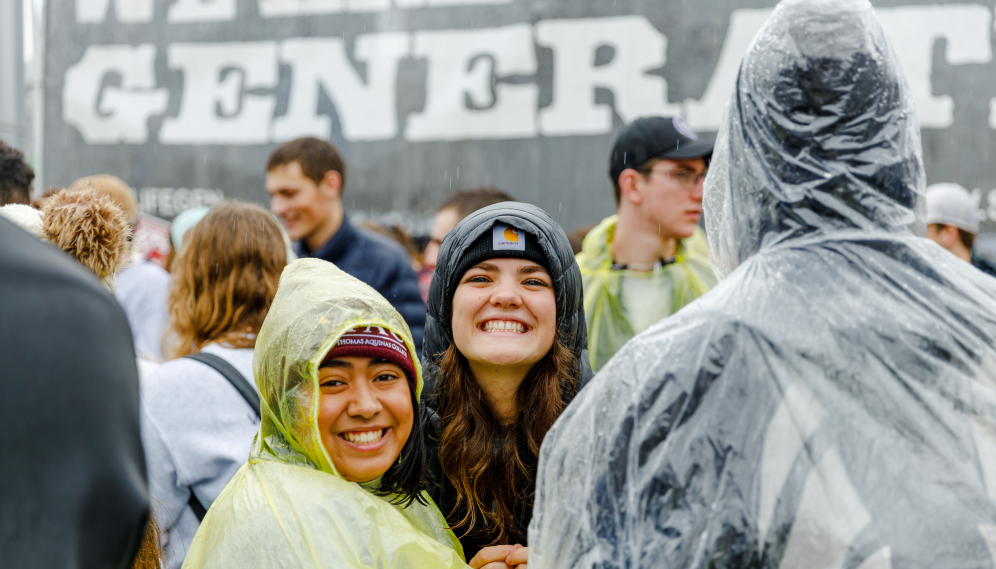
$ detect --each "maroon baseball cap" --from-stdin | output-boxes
[322,326,417,385]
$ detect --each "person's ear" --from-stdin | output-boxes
[935,224,956,249]
[319,170,343,201]
[618,169,644,206]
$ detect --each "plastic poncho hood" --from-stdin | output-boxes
[182,259,466,569]
[705,0,925,279]
[529,2,996,568]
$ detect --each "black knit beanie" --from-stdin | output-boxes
[447,222,551,295]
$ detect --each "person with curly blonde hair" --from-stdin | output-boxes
[140,201,287,569]
[42,183,131,289]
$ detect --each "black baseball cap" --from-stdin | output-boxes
[609,117,714,184]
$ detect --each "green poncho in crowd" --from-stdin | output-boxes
[182,259,466,569]
[577,215,717,370]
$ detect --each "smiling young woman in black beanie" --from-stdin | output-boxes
[421,202,592,567]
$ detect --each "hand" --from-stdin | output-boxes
[506,545,528,567]
[469,545,516,569]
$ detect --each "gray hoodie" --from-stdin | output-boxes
[140,344,258,569]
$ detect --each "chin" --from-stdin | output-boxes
[342,462,392,483]
[674,226,697,240]
[479,350,541,367]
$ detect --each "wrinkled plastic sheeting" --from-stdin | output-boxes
[528,1,996,567]
[183,259,466,569]
[706,0,926,279]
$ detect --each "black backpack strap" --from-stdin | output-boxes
[182,352,261,522]
[188,492,208,522]
[184,352,261,418]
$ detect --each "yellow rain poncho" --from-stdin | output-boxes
[577,215,717,371]
[182,258,466,569]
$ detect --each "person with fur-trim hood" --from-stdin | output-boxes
[43,184,131,290]
[65,174,172,363]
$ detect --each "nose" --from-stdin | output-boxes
[423,242,439,268]
[270,195,288,218]
[346,381,382,419]
[691,177,705,201]
[490,278,523,309]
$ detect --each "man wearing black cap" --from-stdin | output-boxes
[576,116,718,370]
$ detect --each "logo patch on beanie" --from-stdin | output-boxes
[493,223,525,251]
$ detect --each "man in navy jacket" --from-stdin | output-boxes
[266,138,425,351]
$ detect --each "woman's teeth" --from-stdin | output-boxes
[342,429,384,444]
[483,320,526,333]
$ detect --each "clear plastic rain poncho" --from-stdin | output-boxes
[182,259,466,569]
[529,1,996,567]
[576,217,716,371]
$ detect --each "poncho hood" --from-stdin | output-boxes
[182,259,466,569]
[251,258,424,474]
[704,0,926,278]
[423,202,592,391]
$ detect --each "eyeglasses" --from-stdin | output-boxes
[649,168,707,188]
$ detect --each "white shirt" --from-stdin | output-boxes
[620,270,675,335]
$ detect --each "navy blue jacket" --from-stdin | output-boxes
[295,214,425,353]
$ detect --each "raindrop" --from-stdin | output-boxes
[559,202,562,212]
[456,166,460,179]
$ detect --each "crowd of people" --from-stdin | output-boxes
[5,0,996,567]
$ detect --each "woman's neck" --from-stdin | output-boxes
[467,361,532,423]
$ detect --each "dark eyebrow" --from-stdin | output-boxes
[519,264,549,275]
[469,262,500,272]
[320,359,352,369]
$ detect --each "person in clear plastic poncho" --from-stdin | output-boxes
[182,258,466,569]
[528,1,996,567]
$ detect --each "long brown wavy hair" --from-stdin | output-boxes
[437,336,577,545]
[166,202,287,359]
[130,514,163,569]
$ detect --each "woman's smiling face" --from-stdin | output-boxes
[316,356,413,482]
[451,257,557,373]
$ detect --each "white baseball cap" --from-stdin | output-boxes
[925,183,980,234]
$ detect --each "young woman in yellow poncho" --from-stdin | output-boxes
[181,258,467,569]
